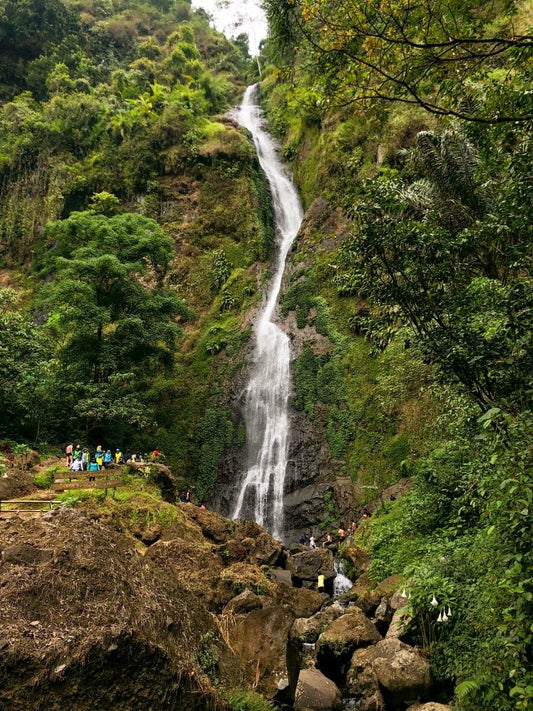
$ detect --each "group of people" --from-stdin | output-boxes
[301,515,371,550]
[65,443,164,472]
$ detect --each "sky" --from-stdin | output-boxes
[190,0,268,55]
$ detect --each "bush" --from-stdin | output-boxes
[33,467,58,489]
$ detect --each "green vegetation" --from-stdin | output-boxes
[261,0,532,707]
[0,0,269,477]
[225,690,274,711]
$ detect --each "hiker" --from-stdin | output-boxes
[95,446,104,467]
[317,574,325,593]
[298,534,307,545]
[87,458,100,481]
[150,449,162,462]
[71,455,83,472]
[103,449,112,467]
[81,448,89,471]
[322,532,333,548]
[73,444,82,460]
[338,527,346,542]
[65,443,73,466]
[115,449,122,464]
[309,536,317,549]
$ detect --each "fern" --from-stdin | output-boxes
[456,679,480,699]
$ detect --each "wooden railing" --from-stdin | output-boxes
[53,470,124,493]
[0,499,62,513]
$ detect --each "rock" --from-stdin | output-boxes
[273,584,324,618]
[375,575,403,599]
[289,548,336,592]
[342,546,371,574]
[181,504,234,543]
[374,598,393,634]
[269,567,293,586]
[346,646,383,700]
[316,607,382,686]
[291,606,345,645]
[222,589,263,616]
[223,605,296,698]
[361,638,432,708]
[215,562,275,609]
[406,704,452,711]
[295,668,343,710]
[252,532,285,567]
[144,463,177,503]
[386,608,412,640]
[390,591,409,610]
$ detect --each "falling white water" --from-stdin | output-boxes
[231,85,303,540]
[333,559,353,597]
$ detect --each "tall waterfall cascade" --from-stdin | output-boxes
[231,85,304,540]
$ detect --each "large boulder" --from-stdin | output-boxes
[342,546,371,575]
[222,589,263,616]
[289,548,336,592]
[346,646,383,703]
[273,584,324,619]
[222,605,296,698]
[316,607,382,685]
[215,562,276,609]
[180,504,235,543]
[291,605,345,646]
[347,639,432,709]
[295,668,343,710]
[372,638,432,705]
[0,508,242,710]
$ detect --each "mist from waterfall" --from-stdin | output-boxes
[231,85,303,540]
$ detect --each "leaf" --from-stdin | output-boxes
[456,680,480,698]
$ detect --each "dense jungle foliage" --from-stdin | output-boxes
[259,0,532,708]
[0,0,274,481]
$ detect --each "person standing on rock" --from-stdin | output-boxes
[309,536,317,549]
[322,532,333,548]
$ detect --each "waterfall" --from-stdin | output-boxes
[333,559,353,597]
[231,85,304,540]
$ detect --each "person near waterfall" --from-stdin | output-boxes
[309,536,317,549]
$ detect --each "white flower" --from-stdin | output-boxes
[442,610,448,622]
[437,611,443,622]
[447,606,452,617]
[401,589,407,597]
[431,594,438,607]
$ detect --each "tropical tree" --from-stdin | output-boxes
[263,0,533,122]
[36,211,191,437]
[337,128,533,412]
